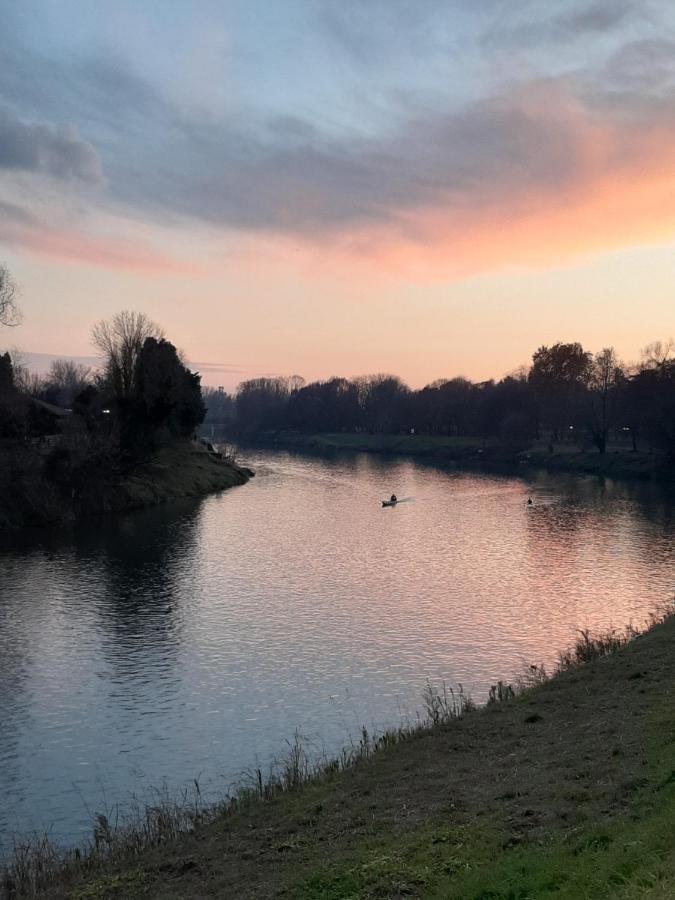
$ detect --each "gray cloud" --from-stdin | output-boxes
[0,199,38,227]
[600,37,675,93]
[0,105,102,182]
[556,1,634,35]
[2,0,675,249]
[482,0,639,50]
[107,78,656,239]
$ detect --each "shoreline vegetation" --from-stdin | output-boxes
[209,340,675,472]
[0,307,254,531]
[0,440,251,531]
[237,430,674,483]
[4,603,675,899]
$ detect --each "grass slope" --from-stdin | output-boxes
[107,443,250,513]
[0,441,250,529]
[37,610,675,899]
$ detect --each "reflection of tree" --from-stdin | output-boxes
[523,475,601,575]
[524,475,675,600]
[625,480,675,535]
[71,502,202,700]
[0,502,204,843]
[0,500,202,742]
[0,547,85,840]
[0,568,32,795]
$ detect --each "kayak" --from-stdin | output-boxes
[382,499,398,507]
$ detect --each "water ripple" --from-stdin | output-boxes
[0,452,673,847]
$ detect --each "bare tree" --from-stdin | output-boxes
[641,339,674,372]
[587,347,624,454]
[44,359,93,406]
[92,311,163,400]
[0,264,21,327]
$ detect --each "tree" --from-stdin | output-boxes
[0,351,27,438]
[354,374,410,433]
[0,264,20,327]
[41,359,93,408]
[203,387,236,426]
[529,343,592,441]
[586,348,624,454]
[287,377,361,432]
[236,377,292,432]
[640,339,674,372]
[92,311,163,401]
[631,340,675,459]
[128,337,205,450]
[0,352,14,396]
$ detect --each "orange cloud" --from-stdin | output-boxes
[377,173,675,280]
[255,87,675,284]
[0,218,198,276]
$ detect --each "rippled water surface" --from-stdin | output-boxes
[0,450,673,848]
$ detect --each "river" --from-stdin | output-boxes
[0,449,673,851]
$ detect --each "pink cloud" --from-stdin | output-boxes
[0,217,197,276]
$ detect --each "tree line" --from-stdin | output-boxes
[1,273,205,466]
[0,263,216,526]
[2,262,673,462]
[212,342,675,460]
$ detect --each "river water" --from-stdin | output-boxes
[0,449,673,850]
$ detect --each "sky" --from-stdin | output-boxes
[1,0,674,390]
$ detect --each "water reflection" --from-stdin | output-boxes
[0,453,672,849]
[0,503,203,845]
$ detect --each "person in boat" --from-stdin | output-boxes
[390,494,397,503]
[527,497,533,506]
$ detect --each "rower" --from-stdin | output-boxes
[390,494,397,503]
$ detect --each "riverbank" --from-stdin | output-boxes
[0,441,251,529]
[243,430,674,482]
[10,603,675,899]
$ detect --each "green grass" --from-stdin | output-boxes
[296,785,675,899]
[292,676,675,900]
[7,611,675,899]
[281,432,492,456]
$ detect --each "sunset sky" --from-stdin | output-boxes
[1,0,674,389]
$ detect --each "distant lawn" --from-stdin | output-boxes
[254,431,672,481]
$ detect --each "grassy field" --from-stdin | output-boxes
[9,606,675,899]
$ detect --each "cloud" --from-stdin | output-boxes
[3,0,675,280]
[561,0,634,33]
[0,213,196,275]
[0,104,103,182]
[481,0,638,50]
[10,71,675,281]
[117,76,672,241]
[600,37,675,94]
[0,199,38,227]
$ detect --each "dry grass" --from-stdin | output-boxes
[3,601,675,899]
[0,692,478,899]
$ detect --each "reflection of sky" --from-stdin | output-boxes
[0,455,673,849]
[2,2,675,385]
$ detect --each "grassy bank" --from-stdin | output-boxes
[7,605,675,899]
[0,441,251,529]
[86,443,251,516]
[249,431,674,482]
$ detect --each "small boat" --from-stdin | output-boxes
[382,498,398,507]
